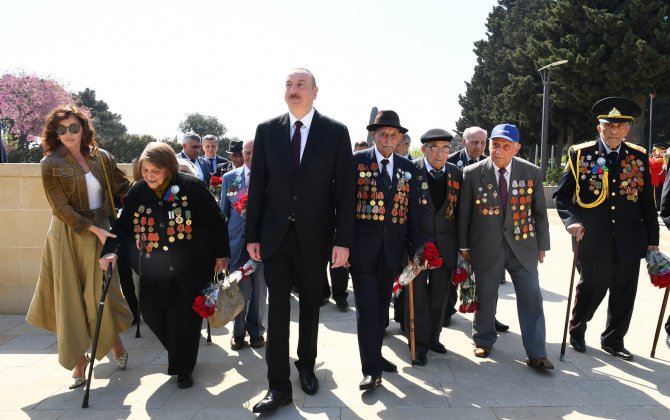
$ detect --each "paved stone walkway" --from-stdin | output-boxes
[2,210,670,419]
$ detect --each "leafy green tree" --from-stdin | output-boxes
[74,88,127,140]
[178,113,227,138]
[97,134,157,163]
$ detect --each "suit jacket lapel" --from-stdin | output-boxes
[415,159,435,211]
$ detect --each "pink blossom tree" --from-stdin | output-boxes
[0,72,77,161]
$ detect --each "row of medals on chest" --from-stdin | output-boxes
[579,153,644,196]
[133,198,192,254]
[356,164,409,222]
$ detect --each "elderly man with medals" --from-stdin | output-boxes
[349,110,423,390]
[555,97,659,361]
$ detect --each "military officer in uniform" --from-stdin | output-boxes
[350,110,423,390]
[406,128,461,365]
[555,97,659,360]
[458,124,553,369]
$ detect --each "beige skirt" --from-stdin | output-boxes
[26,216,132,370]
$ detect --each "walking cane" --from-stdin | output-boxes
[408,280,416,364]
[560,240,580,361]
[651,287,670,358]
[135,247,142,338]
[82,263,114,408]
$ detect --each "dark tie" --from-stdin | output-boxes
[430,169,444,180]
[380,159,391,189]
[209,158,215,173]
[607,151,618,170]
[292,121,303,173]
[498,168,507,212]
[468,158,476,166]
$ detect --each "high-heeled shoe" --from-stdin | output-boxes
[69,355,89,389]
[113,351,128,370]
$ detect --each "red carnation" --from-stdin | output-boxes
[452,267,468,285]
[210,175,223,187]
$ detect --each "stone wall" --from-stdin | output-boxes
[0,163,131,314]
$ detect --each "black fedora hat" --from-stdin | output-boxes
[420,128,453,144]
[592,97,641,123]
[366,110,408,134]
[226,140,243,154]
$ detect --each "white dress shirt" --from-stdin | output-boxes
[374,147,394,179]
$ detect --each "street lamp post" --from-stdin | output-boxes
[538,59,567,181]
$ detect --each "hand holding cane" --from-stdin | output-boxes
[651,287,670,358]
[82,263,114,408]
[560,240,580,362]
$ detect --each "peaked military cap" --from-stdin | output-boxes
[592,97,641,123]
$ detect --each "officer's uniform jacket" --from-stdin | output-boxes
[554,139,659,261]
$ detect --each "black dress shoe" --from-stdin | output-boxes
[666,334,670,350]
[299,370,319,395]
[176,373,193,389]
[231,336,245,351]
[500,275,506,284]
[429,341,447,354]
[570,335,586,353]
[359,375,382,390]
[381,357,397,373]
[601,344,633,361]
[252,389,293,413]
[495,319,509,332]
[249,336,265,348]
[413,353,427,366]
[335,298,348,310]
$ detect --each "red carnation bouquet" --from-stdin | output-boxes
[392,242,443,298]
[192,294,216,318]
[452,254,478,313]
[232,192,249,218]
[647,249,670,288]
[209,175,223,203]
[192,260,259,319]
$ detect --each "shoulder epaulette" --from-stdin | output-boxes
[625,142,647,154]
[571,140,597,151]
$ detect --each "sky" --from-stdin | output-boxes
[2,0,498,148]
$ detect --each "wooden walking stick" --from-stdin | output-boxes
[651,287,670,358]
[408,279,416,364]
[82,263,114,408]
[560,240,580,361]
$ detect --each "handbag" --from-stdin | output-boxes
[209,271,245,328]
[97,149,118,221]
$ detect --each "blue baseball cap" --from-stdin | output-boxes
[489,124,519,143]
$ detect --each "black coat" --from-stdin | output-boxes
[554,139,659,261]
[103,173,230,293]
[245,110,355,261]
[413,158,462,269]
[447,149,486,170]
[350,147,423,273]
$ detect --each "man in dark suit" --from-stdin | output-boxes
[458,124,553,369]
[177,133,211,185]
[202,134,229,177]
[405,128,461,365]
[448,126,487,169]
[555,97,659,361]
[246,68,354,413]
[350,110,423,390]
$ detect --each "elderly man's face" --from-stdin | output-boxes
[422,141,450,170]
[183,139,202,160]
[202,140,218,158]
[372,127,402,158]
[489,138,520,168]
[243,142,253,169]
[463,131,487,159]
[597,122,630,148]
[229,152,244,168]
[394,136,410,157]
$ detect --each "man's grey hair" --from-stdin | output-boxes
[462,126,487,140]
[202,134,218,142]
[402,133,411,146]
[182,133,201,144]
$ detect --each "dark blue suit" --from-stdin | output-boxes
[350,147,423,376]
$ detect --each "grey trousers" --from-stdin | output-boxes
[472,241,547,359]
[232,261,267,339]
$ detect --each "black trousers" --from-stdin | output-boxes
[403,264,451,354]
[263,225,326,392]
[140,277,202,376]
[322,265,349,300]
[117,244,139,323]
[569,256,640,347]
[351,248,397,376]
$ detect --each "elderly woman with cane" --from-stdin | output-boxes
[100,142,230,389]
[27,105,132,389]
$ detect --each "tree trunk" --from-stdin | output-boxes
[557,128,565,167]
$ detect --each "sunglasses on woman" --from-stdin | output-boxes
[56,123,81,136]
